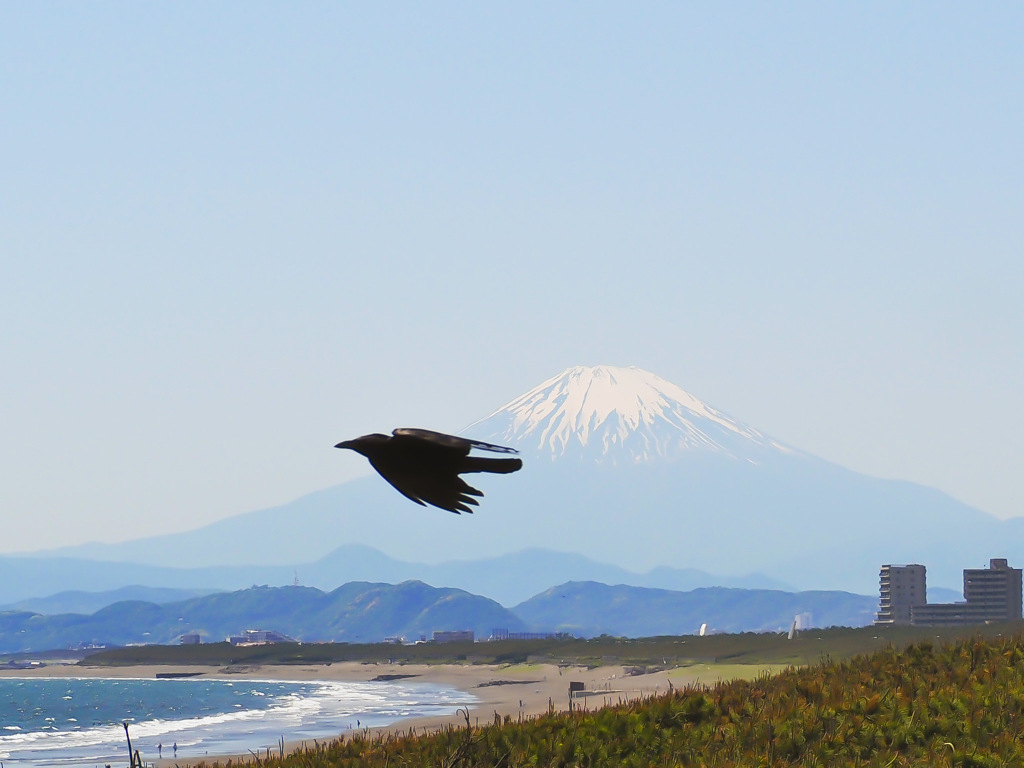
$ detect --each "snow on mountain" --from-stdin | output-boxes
[465,365,795,464]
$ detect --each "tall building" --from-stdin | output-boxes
[874,564,927,625]
[875,558,1023,627]
[912,558,1023,626]
[964,558,1023,619]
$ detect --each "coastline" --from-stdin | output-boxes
[2,660,686,767]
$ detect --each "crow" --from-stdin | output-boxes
[335,428,522,513]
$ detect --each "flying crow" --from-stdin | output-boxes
[335,428,522,513]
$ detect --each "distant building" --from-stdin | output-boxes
[489,629,574,641]
[965,558,1023,619]
[912,559,1023,627]
[875,559,1022,627]
[432,630,474,643]
[4,660,42,670]
[227,629,297,645]
[179,633,201,645]
[875,564,927,625]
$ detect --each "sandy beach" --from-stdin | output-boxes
[3,660,688,767]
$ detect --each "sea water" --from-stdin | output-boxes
[0,676,472,767]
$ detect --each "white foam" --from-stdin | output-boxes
[0,678,472,766]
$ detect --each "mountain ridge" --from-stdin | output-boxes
[0,545,794,607]
[0,578,880,654]
[513,581,878,637]
[0,581,526,653]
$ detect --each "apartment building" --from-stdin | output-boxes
[875,558,1022,627]
[874,564,927,625]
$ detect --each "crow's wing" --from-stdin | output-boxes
[414,475,483,514]
[368,455,482,515]
[391,428,519,455]
[366,458,428,507]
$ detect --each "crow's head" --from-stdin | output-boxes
[334,433,390,458]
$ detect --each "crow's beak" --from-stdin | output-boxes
[335,440,353,450]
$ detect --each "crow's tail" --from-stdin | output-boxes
[460,457,523,475]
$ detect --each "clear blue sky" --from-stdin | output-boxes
[2,3,1022,552]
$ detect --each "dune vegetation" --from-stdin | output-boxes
[191,632,1024,768]
[83,622,1017,669]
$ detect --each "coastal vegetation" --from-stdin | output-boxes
[81,621,1020,669]
[185,631,1024,767]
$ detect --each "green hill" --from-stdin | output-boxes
[0,581,526,653]
[1,577,888,654]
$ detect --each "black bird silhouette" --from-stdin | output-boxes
[335,428,522,513]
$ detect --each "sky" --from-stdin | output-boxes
[2,3,1022,553]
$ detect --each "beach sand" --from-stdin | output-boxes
[3,660,688,767]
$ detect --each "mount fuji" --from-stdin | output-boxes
[464,365,795,464]
[34,365,1018,594]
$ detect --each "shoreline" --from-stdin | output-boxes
[2,660,686,767]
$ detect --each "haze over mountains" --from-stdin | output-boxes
[0,546,791,608]
[23,365,1016,596]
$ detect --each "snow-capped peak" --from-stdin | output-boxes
[464,365,793,464]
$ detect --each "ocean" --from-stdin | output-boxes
[0,676,472,767]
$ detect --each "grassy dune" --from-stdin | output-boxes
[175,628,1024,767]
